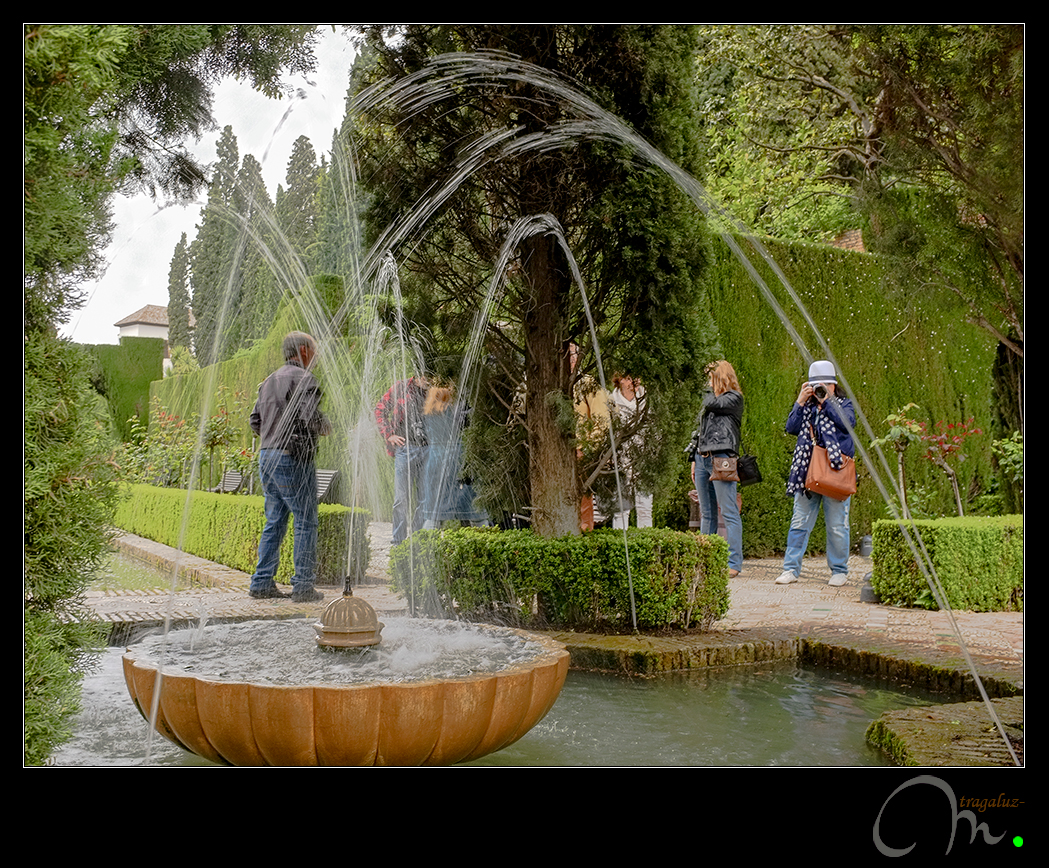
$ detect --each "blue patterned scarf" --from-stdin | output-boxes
[786,403,845,495]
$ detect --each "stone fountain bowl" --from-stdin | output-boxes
[122,621,569,766]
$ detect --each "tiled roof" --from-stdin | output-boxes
[113,305,195,328]
[114,304,169,327]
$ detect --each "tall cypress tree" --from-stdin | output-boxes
[276,134,320,267]
[189,125,240,365]
[235,153,278,351]
[352,25,716,536]
[166,232,192,350]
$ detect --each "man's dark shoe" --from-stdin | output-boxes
[291,587,324,604]
[249,585,289,599]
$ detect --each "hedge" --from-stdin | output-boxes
[871,515,1023,612]
[83,336,166,441]
[115,483,370,586]
[390,526,729,631]
[703,236,999,556]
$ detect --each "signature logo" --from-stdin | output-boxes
[874,775,1007,857]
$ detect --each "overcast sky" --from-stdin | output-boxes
[63,27,357,346]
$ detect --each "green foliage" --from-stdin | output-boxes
[24,334,119,763]
[992,431,1023,487]
[122,396,199,488]
[23,21,318,767]
[168,345,199,376]
[871,404,985,519]
[704,235,998,553]
[871,516,1023,612]
[190,125,241,365]
[873,404,924,453]
[25,25,319,332]
[122,388,252,491]
[919,416,983,516]
[276,134,321,265]
[115,484,370,586]
[696,25,1024,364]
[24,25,130,332]
[695,25,862,242]
[109,25,318,199]
[24,609,104,766]
[390,527,729,631]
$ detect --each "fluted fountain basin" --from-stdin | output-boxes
[122,619,569,766]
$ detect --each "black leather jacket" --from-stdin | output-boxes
[696,389,743,455]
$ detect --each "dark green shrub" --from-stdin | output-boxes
[390,527,729,631]
[115,484,370,585]
[871,515,1023,611]
[85,336,166,441]
[25,334,119,764]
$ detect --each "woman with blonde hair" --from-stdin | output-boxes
[421,383,487,529]
[693,360,744,576]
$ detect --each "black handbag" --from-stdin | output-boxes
[737,453,762,487]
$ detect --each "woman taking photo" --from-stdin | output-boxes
[693,361,744,577]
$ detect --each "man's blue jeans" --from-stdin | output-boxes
[392,444,427,545]
[694,455,743,572]
[782,490,851,577]
[251,449,318,595]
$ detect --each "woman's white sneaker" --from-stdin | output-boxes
[775,570,798,584]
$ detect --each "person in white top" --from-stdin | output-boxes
[609,373,654,529]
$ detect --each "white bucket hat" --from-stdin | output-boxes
[808,360,837,384]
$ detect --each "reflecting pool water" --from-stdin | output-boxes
[467,664,942,767]
[51,646,941,767]
[90,550,193,593]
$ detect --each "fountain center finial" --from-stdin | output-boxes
[314,589,384,648]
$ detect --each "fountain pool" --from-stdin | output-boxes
[122,618,568,766]
[55,639,943,766]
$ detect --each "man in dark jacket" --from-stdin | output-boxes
[248,332,332,602]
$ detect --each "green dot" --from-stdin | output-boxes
[1012,836,1023,847]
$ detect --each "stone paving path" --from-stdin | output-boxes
[95,525,1023,692]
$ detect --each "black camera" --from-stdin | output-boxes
[813,383,828,401]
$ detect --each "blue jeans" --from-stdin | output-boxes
[392,444,427,545]
[251,450,318,595]
[695,455,743,572]
[782,491,851,576]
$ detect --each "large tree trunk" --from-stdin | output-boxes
[522,233,580,538]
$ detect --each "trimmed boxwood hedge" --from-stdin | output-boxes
[389,526,729,631]
[871,515,1023,612]
[115,483,370,586]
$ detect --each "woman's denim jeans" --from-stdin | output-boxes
[782,490,851,577]
[392,444,427,545]
[694,455,743,572]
